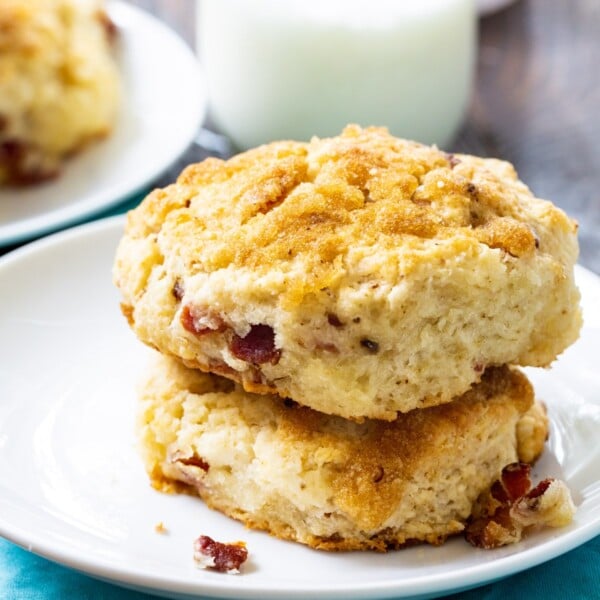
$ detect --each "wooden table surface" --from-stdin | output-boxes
[131,0,600,274]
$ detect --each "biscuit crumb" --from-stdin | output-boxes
[154,521,168,534]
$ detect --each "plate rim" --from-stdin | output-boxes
[0,1,206,247]
[0,216,599,600]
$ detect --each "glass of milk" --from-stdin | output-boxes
[197,0,476,150]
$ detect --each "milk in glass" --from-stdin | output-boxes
[198,0,476,149]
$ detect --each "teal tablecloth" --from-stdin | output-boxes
[2,194,599,599]
[1,536,598,599]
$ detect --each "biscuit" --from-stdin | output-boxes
[115,125,581,420]
[139,355,547,551]
[0,0,120,184]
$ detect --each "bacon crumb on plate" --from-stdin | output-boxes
[193,535,248,574]
[465,462,576,549]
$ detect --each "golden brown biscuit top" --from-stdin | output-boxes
[0,1,50,54]
[126,126,577,304]
[0,0,110,54]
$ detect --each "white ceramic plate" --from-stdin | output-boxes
[0,217,599,600]
[0,2,206,247]
[478,0,519,16]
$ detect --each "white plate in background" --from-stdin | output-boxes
[0,2,206,247]
[0,217,598,600]
[478,0,519,16]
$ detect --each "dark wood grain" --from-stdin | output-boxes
[454,0,600,272]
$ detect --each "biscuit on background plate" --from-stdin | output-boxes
[0,0,120,184]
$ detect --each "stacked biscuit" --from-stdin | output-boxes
[114,126,580,550]
[0,0,120,184]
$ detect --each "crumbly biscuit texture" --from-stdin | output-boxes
[0,0,120,184]
[139,355,547,551]
[115,126,581,420]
